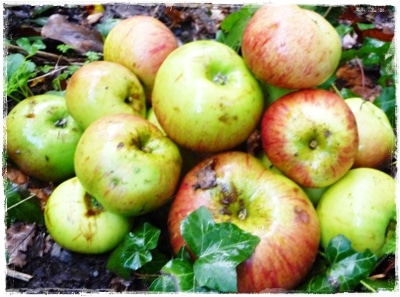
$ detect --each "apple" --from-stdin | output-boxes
[242,5,341,89]
[152,40,264,153]
[103,15,179,101]
[317,168,396,257]
[45,177,132,254]
[65,60,146,130]
[345,97,395,169]
[74,113,182,217]
[257,150,326,206]
[260,89,359,188]
[6,94,83,182]
[168,151,320,292]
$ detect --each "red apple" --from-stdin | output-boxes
[242,5,341,89]
[103,15,179,101]
[168,151,320,292]
[261,89,359,188]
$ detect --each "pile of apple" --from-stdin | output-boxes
[5,5,396,293]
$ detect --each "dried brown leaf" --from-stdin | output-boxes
[41,14,104,54]
[6,223,37,268]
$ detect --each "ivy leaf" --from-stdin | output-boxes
[193,222,260,292]
[181,206,260,292]
[179,205,216,256]
[373,85,396,129]
[216,5,259,52]
[301,235,378,293]
[149,256,197,292]
[107,222,161,279]
[5,180,44,227]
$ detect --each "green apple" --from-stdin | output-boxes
[74,113,182,217]
[103,15,179,102]
[345,97,395,169]
[261,89,359,188]
[65,60,146,130]
[242,5,341,89]
[317,168,396,257]
[45,177,132,254]
[168,151,320,292]
[152,40,264,153]
[6,94,83,182]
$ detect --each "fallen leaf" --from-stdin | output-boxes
[6,223,37,268]
[41,14,104,54]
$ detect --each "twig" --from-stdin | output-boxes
[355,57,366,99]
[6,268,34,282]
[6,43,71,65]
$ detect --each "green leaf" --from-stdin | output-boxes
[216,5,259,52]
[181,207,260,292]
[16,37,46,56]
[180,206,216,256]
[301,235,378,293]
[107,222,161,279]
[193,222,260,292]
[149,257,197,292]
[5,179,44,227]
[361,277,397,292]
[373,85,396,129]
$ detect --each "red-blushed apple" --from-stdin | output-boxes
[257,150,326,206]
[103,15,179,101]
[260,89,359,188]
[6,94,83,183]
[45,177,132,254]
[345,97,395,169]
[242,5,341,89]
[74,113,182,217]
[65,60,146,130]
[168,151,320,292]
[152,40,264,153]
[317,168,396,257]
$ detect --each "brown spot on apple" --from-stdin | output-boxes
[26,113,35,118]
[117,142,124,150]
[192,158,217,190]
[294,206,310,224]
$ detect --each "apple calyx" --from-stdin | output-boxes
[54,117,68,128]
[213,72,228,85]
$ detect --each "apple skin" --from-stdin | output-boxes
[103,15,179,101]
[74,113,182,217]
[345,97,395,169]
[168,151,320,292]
[6,94,83,183]
[45,177,132,254]
[65,60,146,130]
[260,89,359,188]
[242,5,341,89]
[257,151,326,206]
[152,40,264,153]
[317,168,396,257]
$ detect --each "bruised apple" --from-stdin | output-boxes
[168,151,320,292]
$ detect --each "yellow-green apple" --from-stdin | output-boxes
[74,114,182,217]
[65,60,146,130]
[168,151,320,292]
[317,168,396,257]
[146,107,212,178]
[103,15,179,101]
[45,177,132,254]
[6,94,83,182]
[260,89,359,188]
[242,5,341,89]
[152,40,264,153]
[345,97,395,169]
